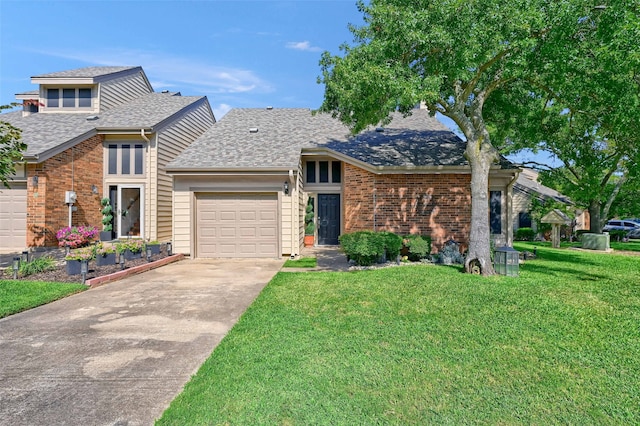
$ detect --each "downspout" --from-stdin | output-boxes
[506,171,519,246]
[289,169,296,258]
[141,129,151,241]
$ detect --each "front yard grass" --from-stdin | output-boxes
[0,280,87,318]
[158,245,640,425]
[283,257,317,268]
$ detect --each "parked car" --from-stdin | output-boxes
[627,228,640,239]
[623,218,640,225]
[603,220,640,232]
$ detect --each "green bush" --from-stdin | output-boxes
[515,227,535,241]
[379,231,403,259]
[402,234,431,261]
[339,231,386,266]
[609,230,627,242]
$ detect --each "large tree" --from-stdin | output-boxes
[319,0,605,274]
[0,104,26,189]
[488,0,640,233]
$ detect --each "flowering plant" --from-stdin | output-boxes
[95,242,116,256]
[65,246,96,261]
[116,239,145,253]
[56,226,99,248]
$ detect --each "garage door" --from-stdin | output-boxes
[196,193,278,258]
[0,184,27,251]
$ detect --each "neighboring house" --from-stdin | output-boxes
[166,107,520,259]
[0,66,215,251]
[512,168,589,233]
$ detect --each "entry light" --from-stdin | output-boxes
[284,181,289,195]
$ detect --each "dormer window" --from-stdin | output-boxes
[46,87,93,109]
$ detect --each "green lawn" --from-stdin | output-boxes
[0,280,87,318]
[283,257,318,268]
[158,245,640,424]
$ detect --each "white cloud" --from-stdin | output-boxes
[212,103,232,119]
[27,48,274,95]
[285,41,322,52]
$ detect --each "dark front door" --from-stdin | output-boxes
[318,194,340,245]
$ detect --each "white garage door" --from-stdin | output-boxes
[196,193,278,258]
[0,184,27,251]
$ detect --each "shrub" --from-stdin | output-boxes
[100,197,113,232]
[56,226,99,248]
[379,231,403,259]
[402,234,431,261]
[339,231,385,266]
[20,256,57,276]
[608,230,627,242]
[515,227,535,241]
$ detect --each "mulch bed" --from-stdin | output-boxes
[1,252,170,284]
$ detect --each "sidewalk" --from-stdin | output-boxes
[293,245,351,272]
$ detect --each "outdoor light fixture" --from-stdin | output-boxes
[120,254,125,270]
[21,251,29,263]
[146,247,152,262]
[167,242,172,256]
[284,181,289,195]
[12,257,20,279]
[494,246,520,277]
[80,259,88,284]
[32,175,38,186]
[91,185,98,194]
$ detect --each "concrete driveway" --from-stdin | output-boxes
[0,258,283,425]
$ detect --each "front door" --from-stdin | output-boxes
[318,194,340,245]
[117,185,144,239]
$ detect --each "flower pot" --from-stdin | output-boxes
[100,231,113,242]
[147,244,161,255]
[124,249,142,260]
[304,235,315,247]
[96,252,116,266]
[66,260,82,275]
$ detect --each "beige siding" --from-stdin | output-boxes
[512,188,533,230]
[156,102,215,242]
[99,72,152,111]
[173,188,192,255]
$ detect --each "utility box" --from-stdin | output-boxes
[65,191,77,204]
[582,233,611,251]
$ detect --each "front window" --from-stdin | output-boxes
[306,160,341,184]
[107,143,145,176]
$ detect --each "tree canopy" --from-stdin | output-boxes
[319,0,627,274]
[0,104,26,189]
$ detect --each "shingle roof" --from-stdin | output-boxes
[1,93,207,160]
[32,66,138,79]
[167,108,515,171]
[514,168,571,204]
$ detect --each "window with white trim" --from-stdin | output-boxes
[305,160,341,184]
[107,144,145,176]
[45,88,93,109]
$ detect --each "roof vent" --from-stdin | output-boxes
[86,115,99,121]
[375,127,384,132]
[161,90,169,93]
[266,106,273,110]
[249,127,259,133]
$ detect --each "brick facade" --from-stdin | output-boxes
[343,163,471,251]
[26,135,104,246]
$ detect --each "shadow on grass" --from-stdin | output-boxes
[520,261,608,282]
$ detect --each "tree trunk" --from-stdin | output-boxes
[464,141,496,276]
[589,200,602,233]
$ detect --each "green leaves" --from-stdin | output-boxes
[0,104,26,189]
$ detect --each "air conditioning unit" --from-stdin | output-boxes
[65,191,77,204]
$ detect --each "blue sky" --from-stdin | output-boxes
[0,0,556,166]
[0,0,365,118]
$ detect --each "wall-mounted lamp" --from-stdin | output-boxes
[32,175,38,187]
[284,181,289,195]
[12,257,20,279]
[91,185,98,194]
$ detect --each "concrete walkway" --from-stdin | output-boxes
[0,258,283,426]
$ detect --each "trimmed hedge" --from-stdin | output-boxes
[515,227,535,241]
[340,231,431,266]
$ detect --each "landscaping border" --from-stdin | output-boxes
[86,254,184,288]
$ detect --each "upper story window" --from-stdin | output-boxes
[108,144,145,176]
[305,160,341,184]
[46,87,93,109]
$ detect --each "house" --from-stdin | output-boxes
[512,168,589,234]
[166,107,520,259]
[0,66,215,251]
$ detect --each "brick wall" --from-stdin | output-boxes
[26,135,104,246]
[343,163,471,251]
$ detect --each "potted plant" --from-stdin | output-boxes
[304,199,315,247]
[116,239,145,260]
[146,240,161,255]
[95,242,117,266]
[65,247,95,275]
[100,197,113,241]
